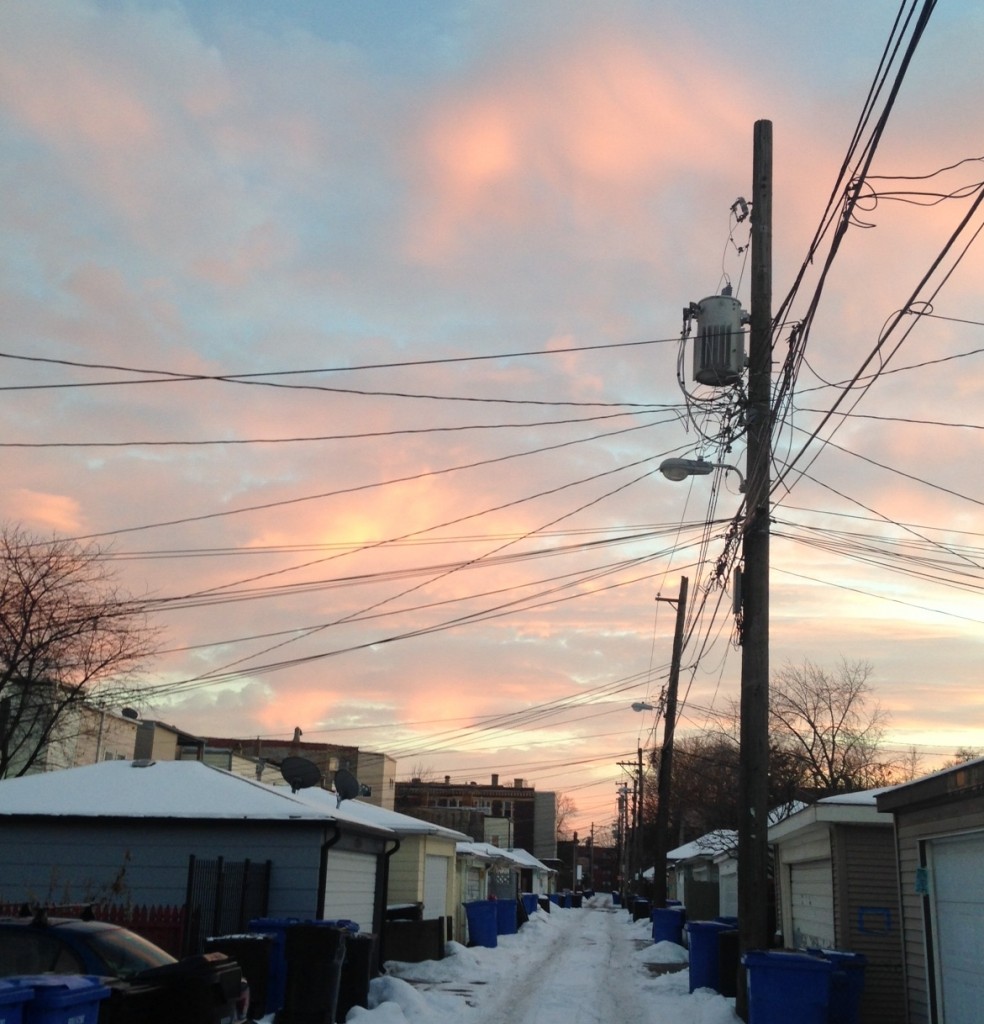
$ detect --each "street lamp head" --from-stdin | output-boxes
[659,457,714,482]
[631,701,655,712]
[659,457,746,492]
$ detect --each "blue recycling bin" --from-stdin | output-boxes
[651,907,685,945]
[495,898,518,935]
[11,976,109,1024]
[807,949,867,1024]
[743,950,834,1024]
[686,920,732,992]
[548,893,563,906]
[612,891,621,906]
[0,981,31,1024]
[463,900,498,948]
[520,893,539,916]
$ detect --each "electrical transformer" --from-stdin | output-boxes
[691,292,747,386]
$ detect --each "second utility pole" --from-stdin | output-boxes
[652,575,689,909]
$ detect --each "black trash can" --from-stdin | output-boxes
[717,929,740,997]
[134,951,244,1024]
[205,933,275,1019]
[277,923,348,1024]
[335,932,378,1022]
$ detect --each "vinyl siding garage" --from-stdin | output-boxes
[0,760,394,935]
[770,791,905,1024]
[877,758,984,1024]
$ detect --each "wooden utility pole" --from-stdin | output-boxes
[652,575,689,908]
[736,119,773,1018]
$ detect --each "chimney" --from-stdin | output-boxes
[514,778,524,788]
[491,773,499,787]
[444,775,451,785]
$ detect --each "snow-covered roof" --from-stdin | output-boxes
[769,787,893,842]
[666,829,737,862]
[0,759,392,835]
[287,787,471,841]
[456,842,553,873]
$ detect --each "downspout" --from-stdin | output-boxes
[382,837,401,931]
[317,823,343,920]
[378,837,401,973]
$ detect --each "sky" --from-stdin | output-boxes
[324,895,737,1024]
[1,0,983,837]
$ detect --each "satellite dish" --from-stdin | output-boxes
[280,756,323,794]
[333,767,361,806]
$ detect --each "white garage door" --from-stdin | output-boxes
[789,859,834,949]
[929,830,984,1024]
[423,854,448,918]
[322,849,378,932]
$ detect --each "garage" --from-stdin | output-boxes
[927,830,984,1022]
[877,756,984,1024]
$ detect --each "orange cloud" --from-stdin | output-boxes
[7,489,83,534]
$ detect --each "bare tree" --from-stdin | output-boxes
[770,658,896,797]
[555,792,577,840]
[941,746,982,769]
[0,526,159,778]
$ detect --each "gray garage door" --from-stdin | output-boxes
[928,830,984,1024]
[789,859,834,949]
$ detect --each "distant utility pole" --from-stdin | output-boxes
[652,575,689,908]
[736,118,773,1017]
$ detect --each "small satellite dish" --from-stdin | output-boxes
[280,756,323,794]
[333,767,361,806]
[121,707,140,720]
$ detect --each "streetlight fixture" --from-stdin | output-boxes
[631,701,655,713]
[659,457,746,492]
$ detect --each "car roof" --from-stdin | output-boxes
[0,916,121,931]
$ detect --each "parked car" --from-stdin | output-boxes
[0,911,249,1023]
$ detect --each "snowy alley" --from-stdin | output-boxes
[342,894,742,1024]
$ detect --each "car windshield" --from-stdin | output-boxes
[78,927,177,978]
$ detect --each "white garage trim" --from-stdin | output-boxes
[789,859,834,949]
[322,848,377,931]
[928,830,984,1024]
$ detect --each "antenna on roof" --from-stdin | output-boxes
[333,767,361,807]
[280,756,323,794]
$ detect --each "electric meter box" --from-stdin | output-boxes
[692,293,746,386]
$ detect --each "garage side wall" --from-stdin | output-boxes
[0,817,328,919]
[891,795,984,1024]
[834,825,905,1024]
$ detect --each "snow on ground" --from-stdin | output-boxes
[344,894,741,1024]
